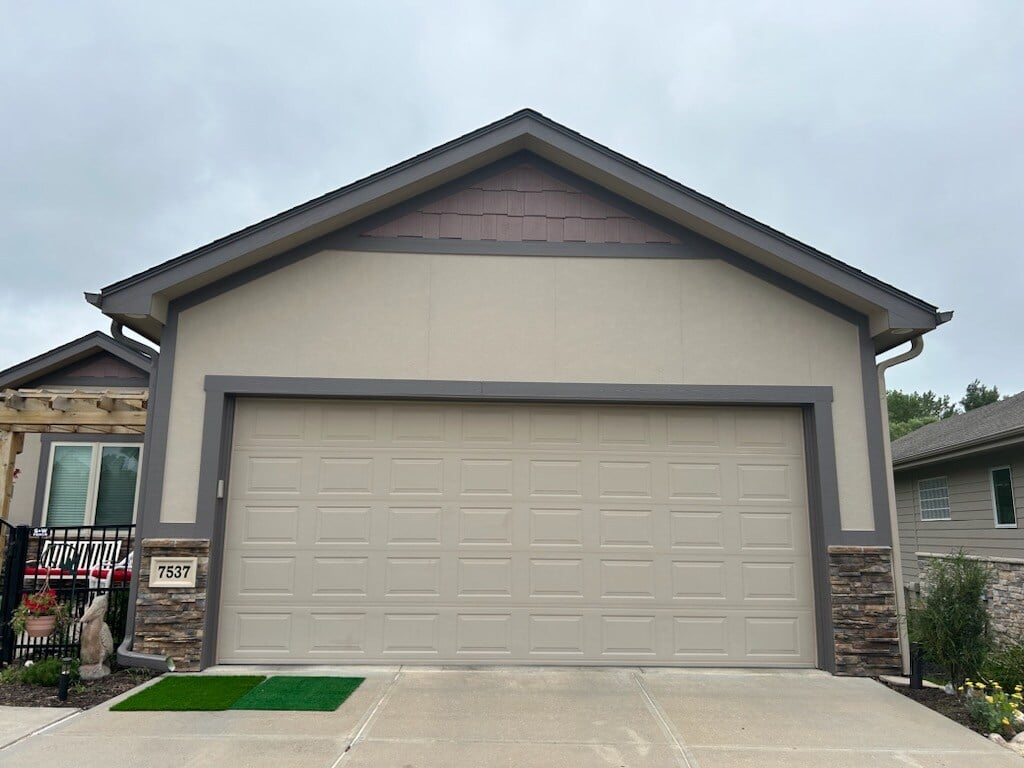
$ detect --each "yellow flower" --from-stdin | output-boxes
[1003,718,1010,726]
[994,682,1002,689]
[958,686,964,692]
[986,696,994,704]
[1017,684,1023,692]
[1013,693,1023,700]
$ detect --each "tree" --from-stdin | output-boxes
[961,379,1000,412]
[887,381,1003,440]
[887,389,956,440]
[907,551,992,685]
[890,416,940,440]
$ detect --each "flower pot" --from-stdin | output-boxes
[24,615,57,638]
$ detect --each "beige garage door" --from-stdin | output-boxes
[218,399,815,666]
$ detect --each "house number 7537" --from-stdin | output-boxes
[149,556,199,588]
[157,564,191,580]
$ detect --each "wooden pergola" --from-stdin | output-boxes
[0,388,148,523]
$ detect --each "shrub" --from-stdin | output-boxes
[961,679,1022,737]
[982,645,1024,691]
[907,550,993,685]
[2,657,80,687]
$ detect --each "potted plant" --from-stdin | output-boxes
[11,587,70,638]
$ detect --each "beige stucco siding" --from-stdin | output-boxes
[896,449,1024,583]
[8,433,41,526]
[160,250,874,530]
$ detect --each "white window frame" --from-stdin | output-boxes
[917,476,951,521]
[41,442,143,527]
[990,465,1018,529]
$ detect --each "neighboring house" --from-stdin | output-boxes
[84,110,950,674]
[892,391,1024,641]
[0,332,151,529]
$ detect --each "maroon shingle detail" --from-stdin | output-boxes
[483,190,506,215]
[523,216,547,241]
[361,162,679,245]
[439,213,461,239]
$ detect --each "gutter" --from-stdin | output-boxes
[876,336,925,675]
[109,320,176,673]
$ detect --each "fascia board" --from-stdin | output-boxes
[93,111,941,336]
[893,430,1024,471]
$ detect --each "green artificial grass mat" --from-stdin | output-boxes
[231,676,364,711]
[110,675,266,711]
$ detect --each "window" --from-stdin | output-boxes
[43,443,142,526]
[918,477,950,521]
[991,466,1017,528]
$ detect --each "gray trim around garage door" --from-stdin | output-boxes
[173,376,848,671]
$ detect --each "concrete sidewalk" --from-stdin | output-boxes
[1,667,1019,767]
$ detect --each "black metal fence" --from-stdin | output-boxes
[0,520,135,665]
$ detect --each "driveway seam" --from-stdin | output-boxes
[0,709,83,752]
[331,666,403,767]
[633,671,700,768]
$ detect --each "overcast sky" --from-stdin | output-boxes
[1,2,1021,401]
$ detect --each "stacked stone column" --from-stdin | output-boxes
[132,539,209,671]
[829,545,902,676]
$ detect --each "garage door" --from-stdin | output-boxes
[217,399,815,666]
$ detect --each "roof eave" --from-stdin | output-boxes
[893,427,1024,471]
[89,109,947,341]
[0,332,153,390]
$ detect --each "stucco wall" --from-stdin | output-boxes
[7,432,41,526]
[160,250,874,530]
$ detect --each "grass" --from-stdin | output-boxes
[110,675,265,711]
[110,675,364,712]
[231,676,363,711]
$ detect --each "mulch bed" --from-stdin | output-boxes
[884,682,989,737]
[0,667,159,710]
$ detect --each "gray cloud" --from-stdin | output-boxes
[1,1,1020,401]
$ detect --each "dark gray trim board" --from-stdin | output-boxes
[32,433,146,527]
[91,110,947,348]
[0,331,152,390]
[144,375,882,672]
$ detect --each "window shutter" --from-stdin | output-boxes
[94,447,140,526]
[45,445,92,526]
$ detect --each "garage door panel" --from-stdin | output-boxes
[219,401,815,666]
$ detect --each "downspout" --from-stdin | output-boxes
[110,320,176,673]
[876,336,925,675]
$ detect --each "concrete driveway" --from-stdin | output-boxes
[1,667,1019,767]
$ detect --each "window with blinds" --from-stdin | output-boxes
[917,477,950,521]
[44,443,142,526]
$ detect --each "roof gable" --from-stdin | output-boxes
[362,159,678,245]
[88,109,948,350]
[0,332,151,390]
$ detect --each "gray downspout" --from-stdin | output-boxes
[110,321,176,673]
[876,336,925,675]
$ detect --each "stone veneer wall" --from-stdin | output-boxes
[133,538,210,671]
[917,553,1024,643]
[829,545,902,676]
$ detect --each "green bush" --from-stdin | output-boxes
[982,645,1024,691]
[907,551,993,685]
[961,679,1022,737]
[2,657,80,687]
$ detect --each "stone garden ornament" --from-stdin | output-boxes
[78,595,114,680]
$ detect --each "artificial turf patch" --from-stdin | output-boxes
[230,676,364,711]
[110,675,266,711]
